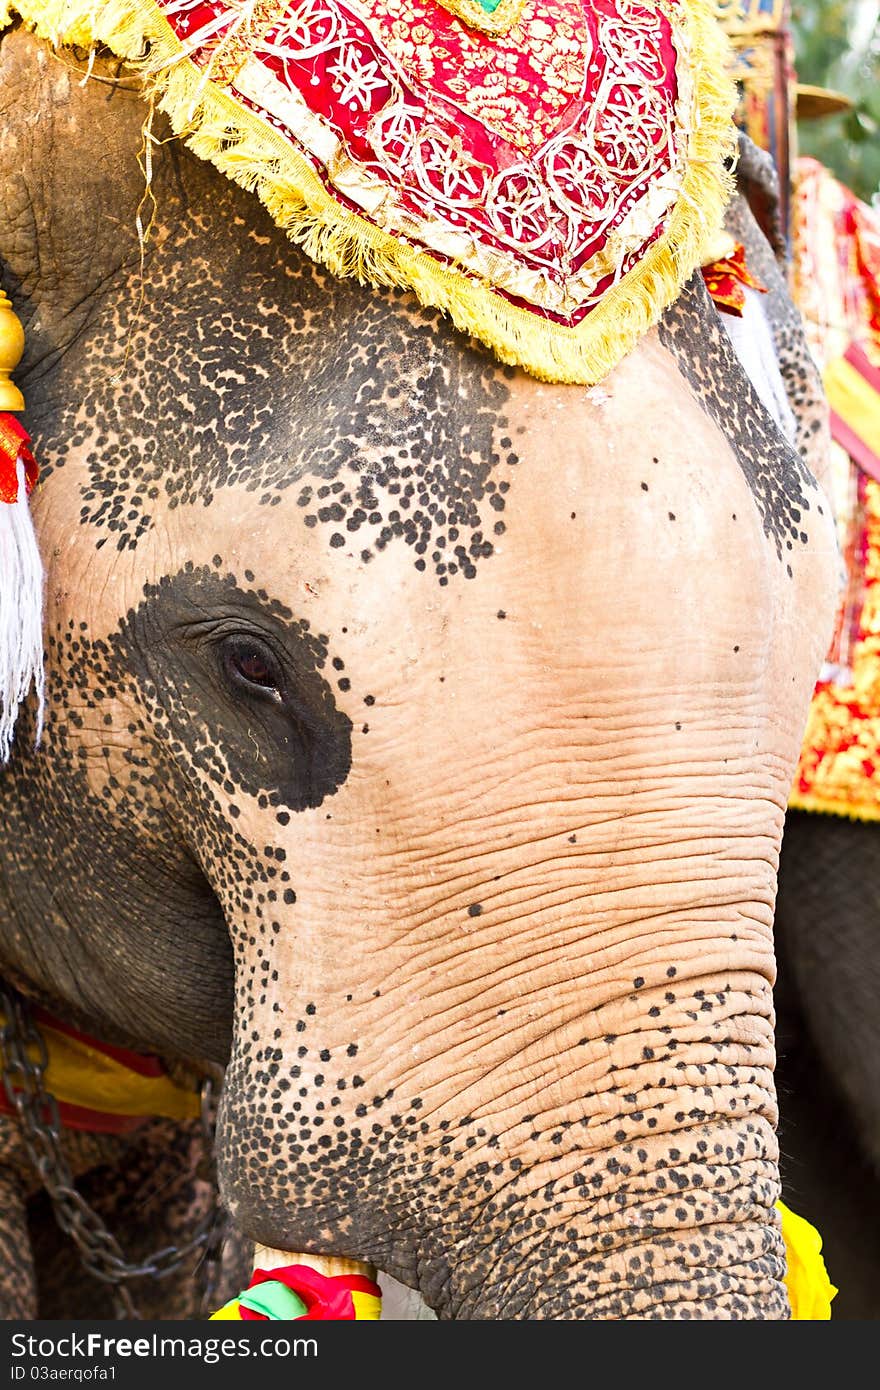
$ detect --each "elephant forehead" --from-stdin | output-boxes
[43,315,830,652]
[36,225,520,574]
[57,337,823,759]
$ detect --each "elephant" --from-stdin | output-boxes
[0,21,841,1319]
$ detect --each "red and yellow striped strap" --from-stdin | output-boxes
[0,1005,200,1134]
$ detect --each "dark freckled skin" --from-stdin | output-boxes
[723,189,833,506]
[117,567,352,812]
[33,154,518,586]
[219,988,788,1319]
[0,560,350,1061]
[658,273,815,565]
[0,25,839,1318]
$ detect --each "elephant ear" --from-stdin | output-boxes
[734,132,787,265]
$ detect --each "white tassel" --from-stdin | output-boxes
[0,457,44,762]
[718,286,799,444]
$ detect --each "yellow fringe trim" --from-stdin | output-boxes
[434,0,528,39]
[787,791,880,823]
[2,0,737,385]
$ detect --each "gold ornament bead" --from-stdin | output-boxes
[0,289,25,412]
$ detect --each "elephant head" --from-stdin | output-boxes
[0,24,839,1317]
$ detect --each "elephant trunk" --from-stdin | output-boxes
[411,973,787,1319]
[217,963,788,1319]
[427,1113,785,1319]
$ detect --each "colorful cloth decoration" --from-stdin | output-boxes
[701,235,768,315]
[788,159,880,821]
[210,1264,382,1320]
[208,1213,831,1321]
[0,1004,201,1134]
[0,288,43,763]
[777,1200,838,1320]
[0,415,38,506]
[714,0,794,242]
[2,0,737,385]
[824,343,880,484]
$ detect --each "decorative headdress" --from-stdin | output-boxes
[3,0,737,387]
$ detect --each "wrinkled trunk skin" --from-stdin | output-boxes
[221,965,786,1319]
[0,25,838,1317]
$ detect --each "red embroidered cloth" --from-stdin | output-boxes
[6,0,736,383]
[170,0,683,328]
[0,414,38,505]
[702,240,768,316]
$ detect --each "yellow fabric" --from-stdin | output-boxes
[11,1015,201,1122]
[777,1201,838,1320]
[824,355,880,444]
[0,0,737,387]
[350,1291,382,1320]
[209,1290,382,1320]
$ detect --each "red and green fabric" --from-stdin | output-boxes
[211,1264,382,1320]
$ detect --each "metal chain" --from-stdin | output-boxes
[0,982,227,1319]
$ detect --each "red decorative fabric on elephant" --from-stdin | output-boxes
[788,160,880,821]
[0,415,38,505]
[700,235,768,316]
[211,1264,382,1319]
[2,0,736,384]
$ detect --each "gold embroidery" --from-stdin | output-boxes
[157,0,288,89]
[208,0,288,87]
[359,0,588,152]
[432,0,528,38]
[233,44,686,317]
[3,0,736,386]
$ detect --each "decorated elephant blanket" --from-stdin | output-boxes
[789,158,880,821]
[2,0,735,384]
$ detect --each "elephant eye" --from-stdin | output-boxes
[221,635,285,702]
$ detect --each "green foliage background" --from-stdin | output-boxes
[792,0,880,202]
